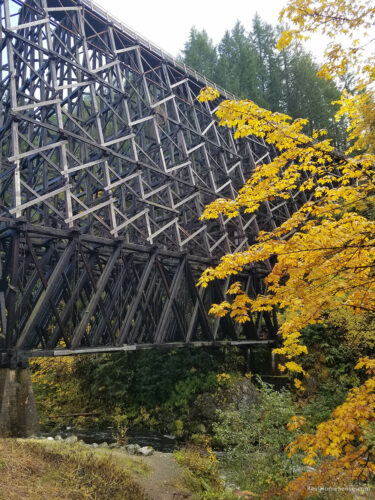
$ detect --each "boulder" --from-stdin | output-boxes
[99,441,108,448]
[125,444,140,455]
[65,435,78,444]
[137,446,154,456]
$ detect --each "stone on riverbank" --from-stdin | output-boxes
[124,443,141,454]
[65,435,78,444]
[138,446,154,456]
[109,442,120,449]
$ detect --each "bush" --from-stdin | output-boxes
[174,445,235,499]
[298,322,362,429]
[213,377,299,494]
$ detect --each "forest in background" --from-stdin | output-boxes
[180,15,348,148]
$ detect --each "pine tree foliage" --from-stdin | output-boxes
[181,14,346,147]
[181,27,217,77]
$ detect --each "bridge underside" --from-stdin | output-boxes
[0,222,277,366]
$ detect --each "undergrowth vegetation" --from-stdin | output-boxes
[213,378,298,495]
[174,446,234,500]
[30,347,250,434]
[0,439,148,500]
[29,324,374,498]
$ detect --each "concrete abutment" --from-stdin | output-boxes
[0,366,39,437]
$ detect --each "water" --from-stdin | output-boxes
[49,427,178,452]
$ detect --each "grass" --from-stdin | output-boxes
[174,446,235,500]
[0,438,149,499]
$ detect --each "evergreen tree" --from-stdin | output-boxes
[181,27,217,78]
[215,22,260,101]
[250,14,284,110]
[284,52,345,147]
[180,15,346,146]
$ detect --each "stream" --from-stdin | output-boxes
[45,427,178,452]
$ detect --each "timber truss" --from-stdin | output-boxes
[0,0,307,361]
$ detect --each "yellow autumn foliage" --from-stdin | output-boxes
[286,358,375,495]
[197,0,375,493]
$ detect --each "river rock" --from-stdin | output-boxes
[125,444,136,454]
[91,443,99,448]
[137,446,154,456]
[99,441,109,448]
[65,435,78,444]
[125,444,140,455]
[54,435,63,441]
[109,443,120,449]
[47,436,54,441]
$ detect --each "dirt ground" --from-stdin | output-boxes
[116,450,193,500]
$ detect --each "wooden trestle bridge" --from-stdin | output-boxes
[0,0,305,368]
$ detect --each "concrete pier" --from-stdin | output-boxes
[0,367,39,437]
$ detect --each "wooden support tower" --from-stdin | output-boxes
[0,0,303,362]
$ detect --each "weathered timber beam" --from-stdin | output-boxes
[16,239,77,349]
[154,257,187,344]
[23,339,275,357]
[70,244,121,348]
[116,252,157,345]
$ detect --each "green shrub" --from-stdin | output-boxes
[174,446,235,500]
[298,322,362,429]
[112,408,129,446]
[213,377,299,494]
